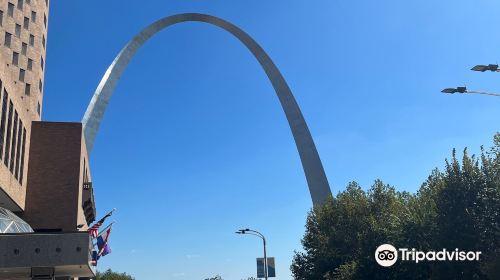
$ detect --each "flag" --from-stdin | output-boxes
[88,209,114,238]
[100,243,112,257]
[91,250,99,266]
[97,224,113,257]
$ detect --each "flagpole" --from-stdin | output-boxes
[90,208,116,227]
[90,211,116,265]
[99,221,115,233]
[92,222,115,246]
[89,209,116,242]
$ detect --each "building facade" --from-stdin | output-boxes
[0,1,96,279]
[0,0,47,212]
[23,122,96,232]
[0,121,97,279]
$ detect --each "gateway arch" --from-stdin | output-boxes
[82,13,332,205]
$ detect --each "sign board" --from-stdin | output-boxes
[256,257,276,278]
[267,257,276,277]
[256,258,265,278]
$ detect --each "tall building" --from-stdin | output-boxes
[0,1,97,279]
[0,0,48,212]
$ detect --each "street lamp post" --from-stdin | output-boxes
[236,228,268,280]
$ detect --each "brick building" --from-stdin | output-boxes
[0,1,97,279]
[0,0,47,214]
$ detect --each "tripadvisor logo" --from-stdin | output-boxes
[375,244,481,267]
[375,244,398,267]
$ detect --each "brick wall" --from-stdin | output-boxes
[22,121,94,232]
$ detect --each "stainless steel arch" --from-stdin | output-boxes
[82,13,332,205]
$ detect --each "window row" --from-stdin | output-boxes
[2,23,44,51]
[4,30,39,49]
[0,80,27,185]
[10,53,42,96]
[1,2,47,31]
[12,52,32,69]
[3,3,37,24]
[4,32,45,72]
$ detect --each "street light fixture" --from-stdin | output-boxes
[441,86,500,97]
[236,228,268,280]
[441,86,467,94]
[471,64,499,72]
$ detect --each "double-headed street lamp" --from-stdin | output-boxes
[442,64,500,97]
[236,228,268,280]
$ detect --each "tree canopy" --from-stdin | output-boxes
[96,269,135,280]
[292,134,500,279]
[204,275,223,280]
[203,275,257,279]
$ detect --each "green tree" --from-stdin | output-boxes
[292,134,500,279]
[204,275,223,280]
[96,269,135,280]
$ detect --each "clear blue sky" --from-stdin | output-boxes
[44,1,500,279]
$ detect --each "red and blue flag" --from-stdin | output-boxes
[97,224,113,257]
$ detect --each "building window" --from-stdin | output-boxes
[45,0,48,6]
[21,42,27,55]
[19,127,26,184]
[39,79,42,93]
[24,83,30,95]
[23,17,29,29]
[43,13,47,28]
[17,0,23,10]
[40,56,44,70]
[15,24,21,37]
[7,3,14,17]
[19,69,25,82]
[37,101,40,115]
[31,11,36,22]
[12,52,19,66]
[27,58,32,70]
[4,101,13,167]
[29,34,34,46]
[0,11,3,26]
[9,111,18,173]
[14,119,21,179]
[0,91,7,161]
[4,32,11,48]
[42,35,45,49]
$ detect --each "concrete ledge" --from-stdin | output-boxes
[0,232,95,278]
